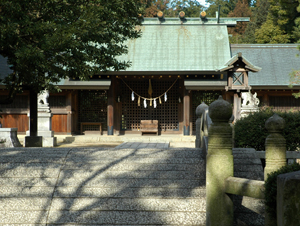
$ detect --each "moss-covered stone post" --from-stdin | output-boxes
[195,102,208,148]
[264,113,286,180]
[206,96,234,226]
[264,113,286,226]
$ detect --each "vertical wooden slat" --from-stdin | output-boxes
[2,114,28,132]
[51,114,67,133]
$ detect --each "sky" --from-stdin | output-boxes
[196,0,210,8]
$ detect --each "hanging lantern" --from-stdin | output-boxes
[143,99,147,108]
[131,91,135,101]
[154,99,157,108]
[164,92,167,102]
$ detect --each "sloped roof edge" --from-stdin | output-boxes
[219,52,261,72]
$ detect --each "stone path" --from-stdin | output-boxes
[0,146,206,225]
[115,142,170,149]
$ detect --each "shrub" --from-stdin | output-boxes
[234,108,300,151]
[264,163,300,220]
[234,107,273,151]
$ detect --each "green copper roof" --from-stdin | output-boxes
[231,44,300,87]
[119,19,231,72]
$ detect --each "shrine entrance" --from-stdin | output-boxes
[119,78,181,133]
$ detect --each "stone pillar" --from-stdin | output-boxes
[195,102,208,148]
[206,96,234,226]
[264,114,286,180]
[277,171,300,226]
[264,113,286,226]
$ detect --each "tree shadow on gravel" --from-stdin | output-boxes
[0,146,206,225]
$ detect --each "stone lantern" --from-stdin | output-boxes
[220,52,261,120]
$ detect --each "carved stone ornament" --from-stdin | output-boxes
[38,89,49,106]
[241,90,260,107]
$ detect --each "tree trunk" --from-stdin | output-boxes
[29,89,38,137]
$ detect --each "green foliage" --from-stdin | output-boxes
[142,0,203,17]
[0,0,142,97]
[264,163,300,220]
[253,0,300,43]
[206,0,238,17]
[167,0,204,17]
[234,107,300,151]
[234,107,273,150]
[255,20,290,43]
[242,0,269,43]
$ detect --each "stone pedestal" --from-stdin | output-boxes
[264,114,286,180]
[25,90,57,147]
[206,96,234,226]
[264,113,286,226]
[25,136,43,147]
[0,128,22,147]
[240,106,259,118]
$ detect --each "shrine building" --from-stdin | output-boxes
[1,13,300,136]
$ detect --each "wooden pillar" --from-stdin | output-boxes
[107,77,116,135]
[66,92,73,135]
[263,92,269,106]
[183,89,190,135]
[114,79,121,135]
[233,93,241,121]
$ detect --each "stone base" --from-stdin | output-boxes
[43,137,57,147]
[241,107,259,118]
[0,128,22,147]
[26,130,54,137]
[25,136,43,147]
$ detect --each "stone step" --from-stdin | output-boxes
[0,186,205,198]
[57,169,205,180]
[0,161,205,177]
[46,210,205,225]
[67,148,203,158]
[0,210,206,225]
[63,135,196,143]
[54,187,206,198]
[0,197,205,212]
[57,178,205,188]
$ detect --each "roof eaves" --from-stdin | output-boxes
[219,65,234,72]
